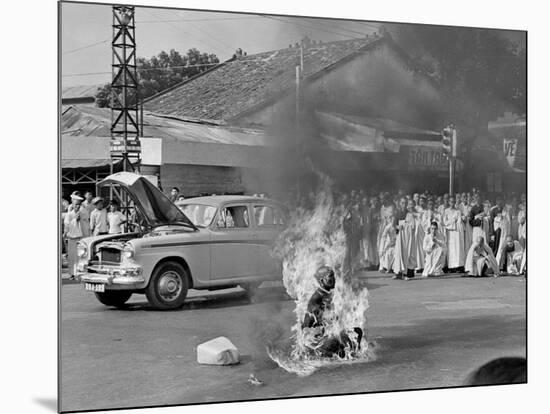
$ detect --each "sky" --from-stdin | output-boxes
[61,2,526,88]
[61,2,381,87]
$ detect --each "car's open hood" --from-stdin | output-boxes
[99,172,197,230]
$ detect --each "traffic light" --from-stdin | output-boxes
[441,126,453,158]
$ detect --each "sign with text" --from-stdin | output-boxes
[406,146,448,171]
[110,138,141,155]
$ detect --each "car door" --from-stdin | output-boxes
[252,203,286,278]
[210,203,258,280]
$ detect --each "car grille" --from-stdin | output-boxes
[98,248,121,264]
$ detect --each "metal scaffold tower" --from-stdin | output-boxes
[109,5,141,224]
[110,5,141,173]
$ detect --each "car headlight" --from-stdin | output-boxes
[76,242,88,258]
[123,243,135,259]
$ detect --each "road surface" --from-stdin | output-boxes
[60,273,526,412]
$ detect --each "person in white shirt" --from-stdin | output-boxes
[90,197,109,236]
[64,194,84,278]
[108,200,127,234]
[77,191,93,237]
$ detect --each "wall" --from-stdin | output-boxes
[160,164,245,197]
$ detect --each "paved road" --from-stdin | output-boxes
[60,274,526,412]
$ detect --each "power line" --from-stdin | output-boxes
[176,11,237,52]
[317,20,379,36]
[260,15,365,40]
[136,16,260,23]
[63,39,109,55]
[62,62,222,77]
[140,9,229,57]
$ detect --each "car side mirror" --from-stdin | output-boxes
[217,217,225,228]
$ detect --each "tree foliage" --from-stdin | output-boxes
[96,48,219,108]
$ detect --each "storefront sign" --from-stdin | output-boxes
[407,147,448,171]
[503,138,526,172]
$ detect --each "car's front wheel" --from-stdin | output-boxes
[95,291,133,308]
[146,261,189,310]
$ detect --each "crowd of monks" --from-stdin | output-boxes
[296,188,526,279]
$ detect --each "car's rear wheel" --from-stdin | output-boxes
[146,261,189,310]
[95,291,133,308]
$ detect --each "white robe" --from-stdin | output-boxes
[465,242,500,276]
[378,204,395,251]
[422,231,447,277]
[517,209,526,243]
[494,213,511,266]
[378,220,396,271]
[444,208,465,268]
[498,240,524,275]
[461,204,473,255]
[392,212,417,274]
[413,208,426,270]
[481,209,492,243]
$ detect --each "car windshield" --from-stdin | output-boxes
[178,204,217,227]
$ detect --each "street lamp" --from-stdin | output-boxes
[118,7,132,26]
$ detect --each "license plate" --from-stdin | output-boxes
[85,283,105,293]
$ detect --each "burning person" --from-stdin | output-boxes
[301,265,363,358]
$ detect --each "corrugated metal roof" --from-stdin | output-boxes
[61,159,117,169]
[61,105,268,146]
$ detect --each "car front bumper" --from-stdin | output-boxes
[77,264,145,287]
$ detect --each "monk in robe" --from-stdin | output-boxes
[392,199,417,280]
[378,214,396,273]
[413,196,427,272]
[498,235,524,275]
[343,202,362,277]
[490,197,505,254]
[469,196,485,243]
[481,200,492,243]
[517,203,526,248]
[494,206,512,266]
[443,196,465,272]
[378,195,395,249]
[422,221,447,277]
[302,266,363,358]
[465,236,500,277]
[359,197,379,269]
[461,197,473,255]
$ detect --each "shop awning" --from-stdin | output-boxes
[61,159,120,169]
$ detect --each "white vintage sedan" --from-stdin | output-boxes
[77,172,286,310]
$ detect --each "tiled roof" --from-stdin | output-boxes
[144,35,385,122]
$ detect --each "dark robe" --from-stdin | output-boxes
[343,209,362,275]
